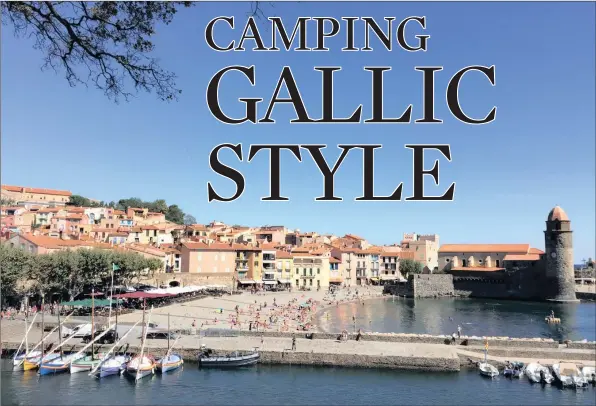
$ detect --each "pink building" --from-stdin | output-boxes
[180,241,237,275]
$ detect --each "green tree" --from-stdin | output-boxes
[166,204,184,224]
[0,197,17,206]
[149,199,168,214]
[399,259,424,279]
[116,198,144,211]
[67,194,92,207]
[2,1,194,102]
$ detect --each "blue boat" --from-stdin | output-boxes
[39,354,83,376]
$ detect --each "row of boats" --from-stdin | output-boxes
[478,359,596,388]
[12,294,260,380]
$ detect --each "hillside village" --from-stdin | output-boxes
[1,185,440,290]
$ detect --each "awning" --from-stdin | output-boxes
[370,277,379,281]
[380,275,397,280]
[278,279,291,284]
[238,280,256,284]
[113,292,174,299]
[329,278,343,283]
[263,280,277,285]
[60,298,122,307]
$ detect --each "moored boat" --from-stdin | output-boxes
[39,353,84,376]
[70,354,104,374]
[552,363,587,388]
[525,362,553,384]
[23,353,61,371]
[156,354,183,373]
[503,361,524,378]
[581,366,596,384]
[96,355,130,378]
[13,350,41,367]
[479,362,499,378]
[198,347,260,368]
[125,355,156,380]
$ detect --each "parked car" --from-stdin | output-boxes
[81,329,119,344]
[62,323,92,338]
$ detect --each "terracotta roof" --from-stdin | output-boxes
[276,250,293,259]
[548,206,569,222]
[126,243,167,257]
[399,251,416,260]
[36,207,64,213]
[380,252,400,257]
[182,241,260,251]
[439,244,530,254]
[528,248,544,255]
[2,185,72,196]
[503,254,541,261]
[345,234,365,241]
[187,224,208,231]
[108,232,129,237]
[451,267,505,272]
[329,257,341,264]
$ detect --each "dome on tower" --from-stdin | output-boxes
[548,206,569,222]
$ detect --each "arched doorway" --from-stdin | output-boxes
[169,280,180,287]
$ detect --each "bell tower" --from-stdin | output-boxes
[543,206,577,302]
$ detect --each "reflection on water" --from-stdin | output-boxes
[2,360,595,406]
[319,297,596,341]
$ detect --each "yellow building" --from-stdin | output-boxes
[1,185,72,206]
[291,252,330,290]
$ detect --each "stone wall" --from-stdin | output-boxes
[150,273,234,288]
[411,274,454,298]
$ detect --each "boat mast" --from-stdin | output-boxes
[40,293,45,361]
[167,312,170,353]
[91,287,95,359]
[57,300,63,359]
[24,296,29,353]
[108,263,114,329]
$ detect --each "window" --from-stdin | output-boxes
[225,267,230,272]
[309,279,313,286]
[496,260,500,267]
[317,268,320,274]
[296,279,299,287]
[197,267,201,273]
[296,269,299,275]
[213,266,217,273]
[221,254,226,261]
[197,253,202,261]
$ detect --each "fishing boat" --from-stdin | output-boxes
[478,345,498,378]
[23,353,61,371]
[125,301,156,381]
[524,362,553,384]
[69,289,107,373]
[503,361,524,378]
[552,363,588,388]
[12,309,38,369]
[198,346,260,368]
[479,362,499,378]
[97,355,131,378]
[156,313,184,373]
[39,353,85,375]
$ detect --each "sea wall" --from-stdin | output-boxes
[411,274,454,298]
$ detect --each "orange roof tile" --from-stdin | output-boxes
[1,185,72,196]
[528,248,544,255]
[439,244,530,254]
[276,250,293,259]
[503,254,541,261]
[451,267,504,272]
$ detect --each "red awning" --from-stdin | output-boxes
[113,292,174,299]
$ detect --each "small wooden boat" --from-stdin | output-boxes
[156,313,183,373]
[14,350,41,367]
[479,362,499,378]
[39,353,84,375]
[156,354,183,373]
[23,353,60,371]
[96,355,130,378]
[125,355,156,380]
[69,354,104,374]
[13,311,38,369]
[198,347,260,368]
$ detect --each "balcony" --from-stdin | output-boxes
[263,273,276,281]
[236,255,247,261]
[236,264,249,271]
[263,254,276,262]
[300,275,315,279]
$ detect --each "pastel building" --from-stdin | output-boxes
[1,185,72,206]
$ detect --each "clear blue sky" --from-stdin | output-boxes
[2,2,594,261]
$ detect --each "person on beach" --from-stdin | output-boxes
[192,319,196,328]
[451,332,457,344]
[457,325,462,338]
[291,334,296,351]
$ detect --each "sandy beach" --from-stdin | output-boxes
[116,286,385,333]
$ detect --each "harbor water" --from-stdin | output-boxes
[2,360,596,405]
[319,297,596,341]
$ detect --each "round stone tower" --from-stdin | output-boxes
[543,206,577,302]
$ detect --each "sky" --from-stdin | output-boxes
[1,2,595,262]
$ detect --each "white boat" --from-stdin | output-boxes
[552,363,587,388]
[96,355,130,378]
[156,354,183,373]
[479,362,499,378]
[12,311,38,368]
[581,366,595,384]
[125,355,155,379]
[525,363,553,384]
